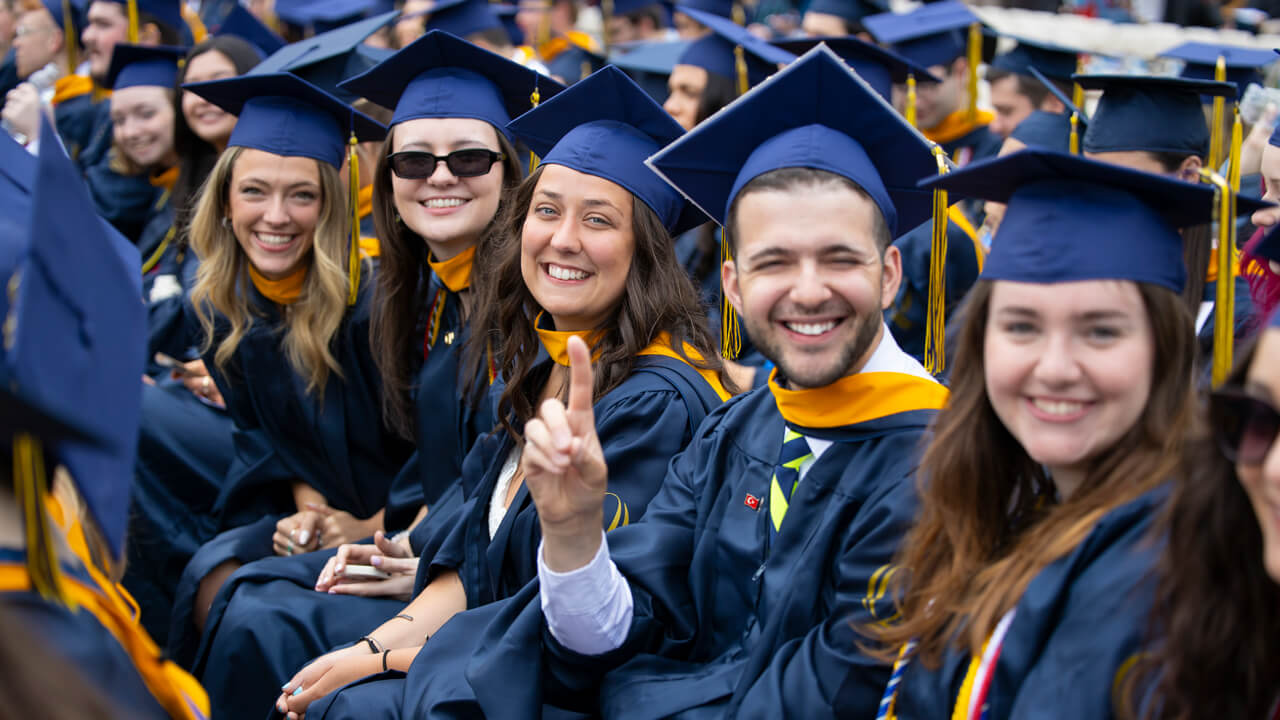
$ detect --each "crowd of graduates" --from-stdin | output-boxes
[5,0,1280,718]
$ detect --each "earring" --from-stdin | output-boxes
[394,213,403,225]
[221,217,231,229]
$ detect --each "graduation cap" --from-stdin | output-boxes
[101,0,184,38]
[249,10,398,100]
[1075,74,1234,157]
[803,0,889,31]
[184,72,387,304]
[40,0,85,69]
[988,35,1081,82]
[492,3,523,46]
[341,29,563,139]
[546,44,608,84]
[103,43,185,90]
[508,65,708,236]
[862,1,989,70]
[1009,110,1080,154]
[397,0,503,39]
[674,5,794,92]
[608,39,690,102]
[215,4,286,57]
[771,36,940,103]
[1161,41,1276,99]
[274,0,390,34]
[3,114,149,599]
[648,45,948,365]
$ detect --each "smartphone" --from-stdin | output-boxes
[154,352,192,376]
[341,564,391,580]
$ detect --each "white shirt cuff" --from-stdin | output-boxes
[538,530,633,656]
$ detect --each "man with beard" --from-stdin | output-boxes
[485,45,949,719]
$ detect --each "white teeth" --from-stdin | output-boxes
[547,265,588,281]
[785,320,837,336]
[423,198,465,208]
[1032,399,1084,416]
[257,233,293,246]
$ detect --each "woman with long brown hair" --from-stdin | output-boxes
[159,72,414,669]
[274,65,732,719]
[875,149,1263,719]
[185,33,552,717]
[1124,314,1280,719]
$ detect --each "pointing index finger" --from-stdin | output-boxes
[566,335,595,415]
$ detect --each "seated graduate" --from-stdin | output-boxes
[0,114,208,720]
[421,45,948,720]
[186,31,554,716]
[158,72,413,664]
[874,149,1265,719]
[1125,309,1280,719]
[275,64,732,719]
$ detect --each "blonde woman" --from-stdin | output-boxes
[156,73,414,667]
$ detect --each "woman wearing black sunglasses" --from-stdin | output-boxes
[185,33,559,718]
[1124,312,1280,720]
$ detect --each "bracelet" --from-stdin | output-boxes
[382,649,391,672]
[360,635,382,654]
[393,613,414,622]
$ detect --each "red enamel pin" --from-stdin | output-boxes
[744,493,760,511]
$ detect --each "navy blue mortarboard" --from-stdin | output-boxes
[398,0,504,39]
[1009,110,1077,153]
[1028,65,1084,118]
[4,114,148,564]
[103,43,185,90]
[1076,74,1234,157]
[493,3,522,46]
[1161,41,1276,98]
[216,4,286,57]
[249,10,397,100]
[863,1,985,69]
[771,36,939,102]
[40,0,85,37]
[274,0,388,34]
[508,65,708,235]
[611,0,670,17]
[988,35,1080,82]
[803,0,888,29]
[648,44,937,235]
[673,6,794,87]
[609,39,690,102]
[184,72,386,168]
[546,44,608,84]
[341,30,562,139]
[103,0,183,33]
[920,148,1270,292]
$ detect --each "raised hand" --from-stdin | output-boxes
[522,336,608,571]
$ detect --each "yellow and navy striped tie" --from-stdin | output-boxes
[769,429,813,538]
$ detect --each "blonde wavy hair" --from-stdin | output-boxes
[189,146,355,396]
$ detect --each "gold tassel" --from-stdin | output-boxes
[720,231,740,360]
[1201,168,1235,386]
[127,0,139,43]
[528,86,541,172]
[1229,105,1243,192]
[347,132,360,306]
[1072,56,1084,109]
[61,0,78,70]
[732,2,745,25]
[1069,112,1079,154]
[965,22,980,124]
[1208,55,1227,173]
[14,434,70,607]
[905,73,917,128]
[734,45,748,97]
[925,146,950,375]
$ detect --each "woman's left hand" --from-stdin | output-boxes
[306,503,382,549]
[278,652,383,718]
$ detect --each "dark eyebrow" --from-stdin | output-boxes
[744,246,791,264]
[534,190,621,213]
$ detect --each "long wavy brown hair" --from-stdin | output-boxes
[1123,339,1280,720]
[189,147,356,396]
[463,164,732,438]
[873,280,1197,667]
[368,124,523,439]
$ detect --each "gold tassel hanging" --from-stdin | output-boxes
[734,45,748,96]
[528,85,541,172]
[1208,55,1227,173]
[1229,105,1243,192]
[61,0,78,70]
[925,146,950,375]
[14,433,70,607]
[720,231,741,360]
[1201,168,1235,386]
[347,132,361,306]
[1072,56,1084,109]
[905,73,917,128]
[127,0,139,43]
[1069,112,1079,155]
[965,23,980,124]
[732,2,745,25]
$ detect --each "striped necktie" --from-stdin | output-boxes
[769,428,813,537]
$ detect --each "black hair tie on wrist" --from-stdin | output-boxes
[382,649,391,672]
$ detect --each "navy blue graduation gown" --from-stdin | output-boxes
[888,215,983,366]
[51,82,99,162]
[890,488,1165,719]
[308,353,727,720]
[165,275,415,666]
[350,376,938,720]
[0,549,170,719]
[74,103,156,239]
[142,239,202,369]
[189,275,499,714]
